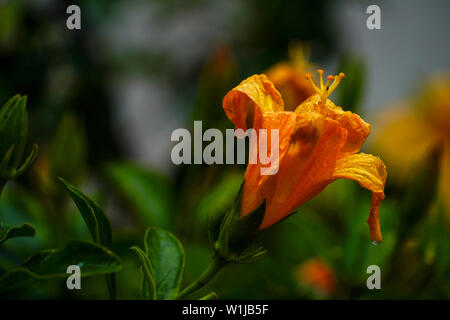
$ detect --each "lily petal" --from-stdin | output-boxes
[223,74,284,131]
[258,113,348,229]
[241,111,297,217]
[332,153,387,243]
[266,63,315,110]
[295,94,370,156]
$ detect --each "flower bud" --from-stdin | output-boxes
[0,94,38,189]
[208,184,267,263]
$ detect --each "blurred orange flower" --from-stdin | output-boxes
[223,70,387,243]
[372,74,450,219]
[294,258,336,296]
[265,43,315,111]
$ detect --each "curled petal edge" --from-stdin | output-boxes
[223,74,284,130]
[332,153,387,243]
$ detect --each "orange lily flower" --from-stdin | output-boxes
[265,43,315,111]
[223,70,387,243]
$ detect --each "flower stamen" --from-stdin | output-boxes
[306,70,345,105]
[328,72,345,96]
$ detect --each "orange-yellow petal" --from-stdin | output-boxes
[256,113,348,229]
[266,63,315,110]
[295,94,370,156]
[223,74,284,131]
[332,153,387,243]
[241,111,297,216]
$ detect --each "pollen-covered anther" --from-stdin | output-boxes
[328,72,345,96]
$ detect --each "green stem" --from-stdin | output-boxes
[105,274,116,300]
[176,254,227,299]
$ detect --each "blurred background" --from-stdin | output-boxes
[0,0,449,299]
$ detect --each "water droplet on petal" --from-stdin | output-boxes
[371,240,380,246]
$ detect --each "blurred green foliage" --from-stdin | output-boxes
[0,0,448,300]
[337,54,366,114]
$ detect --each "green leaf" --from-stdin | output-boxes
[130,246,156,300]
[144,227,185,300]
[0,184,51,252]
[105,162,172,228]
[59,178,115,298]
[0,240,122,294]
[0,222,35,244]
[59,178,112,248]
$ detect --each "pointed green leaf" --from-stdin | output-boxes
[0,222,35,244]
[59,178,112,248]
[130,246,156,300]
[144,227,185,300]
[0,240,122,294]
[59,178,115,298]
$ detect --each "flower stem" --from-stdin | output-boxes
[176,254,227,299]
